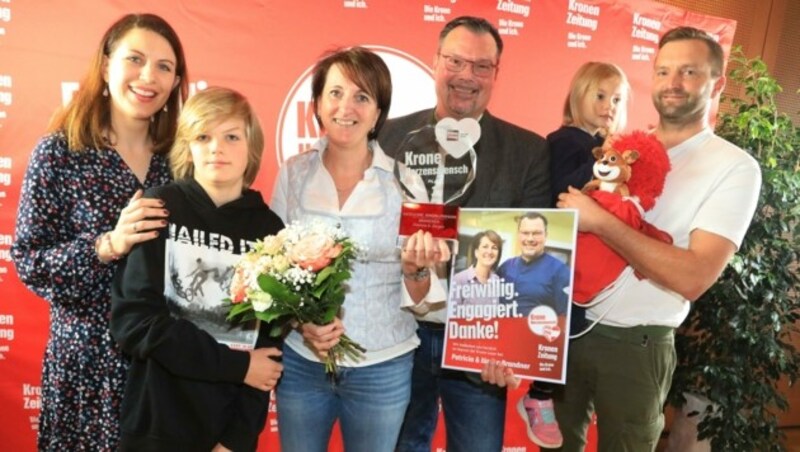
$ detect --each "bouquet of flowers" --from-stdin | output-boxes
[227,220,364,373]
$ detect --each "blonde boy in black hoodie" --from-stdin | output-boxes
[111,87,284,452]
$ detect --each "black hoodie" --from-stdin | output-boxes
[111,179,284,451]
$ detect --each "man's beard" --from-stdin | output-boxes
[653,88,703,122]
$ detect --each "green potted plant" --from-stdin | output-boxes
[667,47,800,451]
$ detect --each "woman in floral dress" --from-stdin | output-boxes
[11,13,188,451]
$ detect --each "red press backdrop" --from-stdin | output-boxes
[0,1,734,450]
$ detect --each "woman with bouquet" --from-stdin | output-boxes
[270,47,445,452]
[110,87,284,451]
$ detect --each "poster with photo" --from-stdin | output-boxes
[442,209,578,383]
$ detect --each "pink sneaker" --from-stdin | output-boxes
[517,394,564,448]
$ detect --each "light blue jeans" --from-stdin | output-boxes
[276,345,413,452]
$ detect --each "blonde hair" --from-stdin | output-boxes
[170,87,264,188]
[563,62,631,135]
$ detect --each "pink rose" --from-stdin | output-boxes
[287,234,343,272]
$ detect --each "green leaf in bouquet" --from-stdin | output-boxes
[327,270,351,286]
[320,302,339,324]
[329,291,345,305]
[269,321,288,338]
[234,310,257,322]
[313,269,351,299]
[257,274,301,305]
[254,310,286,324]
[227,301,254,321]
[315,265,334,286]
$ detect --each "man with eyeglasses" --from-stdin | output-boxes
[379,15,550,452]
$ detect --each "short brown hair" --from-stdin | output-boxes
[170,87,264,188]
[468,230,503,270]
[518,212,548,231]
[439,16,503,59]
[310,47,392,140]
[659,26,724,77]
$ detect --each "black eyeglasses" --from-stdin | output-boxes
[438,53,498,77]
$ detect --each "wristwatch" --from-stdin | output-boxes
[403,267,430,281]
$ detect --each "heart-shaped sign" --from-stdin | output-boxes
[434,117,481,159]
[543,324,561,343]
[527,305,560,340]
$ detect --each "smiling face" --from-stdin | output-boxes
[189,117,249,201]
[517,217,547,262]
[579,77,625,135]
[315,63,381,151]
[104,27,179,125]
[433,26,499,120]
[474,235,500,269]
[652,39,725,126]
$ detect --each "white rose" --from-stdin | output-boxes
[250,291,274,312]
[271,254,291,273]
[261,235,284,255]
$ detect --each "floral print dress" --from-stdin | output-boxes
[11,132,171,451]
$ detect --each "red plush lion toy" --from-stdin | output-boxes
[573,131,672,305]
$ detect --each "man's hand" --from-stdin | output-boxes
[556,186,611,233]
[558,186,737,301]
[480,360,521,389]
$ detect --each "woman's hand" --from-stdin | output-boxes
[299,317,345,359]
[480,360,521,389]
[109,189,170,255]
[401,230,451,274]
[400,230,451,303]
[243,347,283,391]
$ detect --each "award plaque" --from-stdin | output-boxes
[393,117,480,205]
